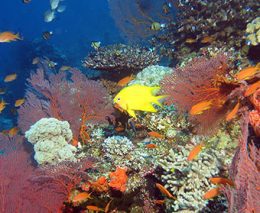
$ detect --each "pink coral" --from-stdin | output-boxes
[222,115,260,213]
[18,61,114,143]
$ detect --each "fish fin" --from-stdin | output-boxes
[150,86,161,94]
[127,109,137,118]
[152,95,167,107]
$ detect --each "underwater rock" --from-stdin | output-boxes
[25,117,77,165]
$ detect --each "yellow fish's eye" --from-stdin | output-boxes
[117,98,120,101]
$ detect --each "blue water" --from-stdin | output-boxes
[0,0,123,129]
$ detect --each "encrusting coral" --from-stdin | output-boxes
[25,117,77,165]
[128,65,172,86]
[158,142,228,212]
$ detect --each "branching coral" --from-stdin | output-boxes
[246,17,260,46]
[161,53,239,134]
[158,143,228,212]
[18,60,113,144]
[102,136,146,171]
[25,117,77,165]
[83,44,159,75]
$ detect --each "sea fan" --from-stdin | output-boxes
[222,115,260,213]
[161,54,238,134]
[18,60,114,143]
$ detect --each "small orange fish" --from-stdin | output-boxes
[146,143,157,149]
[15,98,25,107]
[155,183,176,199]
[226,102,240,121]
[190,100,212,115]
[4,73,17,82]
[0,99,8,113]
[209,177,234,186]
[8,127,19,137]
[115,126,125,132]
[148,131,163,138]
[71,138,78,147]
[201,36,215,44]
[154,199,165,205]
[86,205,104,212]
[244,81,260,97]
[0,32,21,42]
[104,199,113,213]
[235,64,260,81]
[185,38,197,44]
[187,143,204,161]
[72,192,92,204]
[117,75,134,87]
[203,187,221,199]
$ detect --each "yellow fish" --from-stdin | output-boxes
[113,84,165,118]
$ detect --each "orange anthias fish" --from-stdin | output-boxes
[226,102,240,121]
[155,183,176,199]
[187,143,204,161]
[104,199,113,213]
[189,100,212,115]
[148,131,164,138]
[209,177,234,187]
[72,192,92,204]
[86,205,104,212]
[201,36,215,44]
[0,99,8,113]
[4,73,17,82]
[154,199,165,205]
[0,32,21,42]
[203,187,221,199]
[8,127,19,137]
[235,64,260,81]
[146,143,157,149]
[117,75,134,87]
[244,81,260,97]
[15,98,25,107]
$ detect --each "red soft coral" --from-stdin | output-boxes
[108,167,128,192]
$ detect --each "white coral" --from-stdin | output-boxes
[25,117,77,165]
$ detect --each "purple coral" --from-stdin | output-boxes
[18,61,114,142]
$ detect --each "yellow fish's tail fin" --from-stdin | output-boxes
[152,95,167,107]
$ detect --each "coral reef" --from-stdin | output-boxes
[161,53,240,134]
[18,60,113,144]
[25,117,77,165]
[158,143,228,212]
[102,136,146,171]
[128,65,172,86]
[83,44,160,75]
[246,17,260,46]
